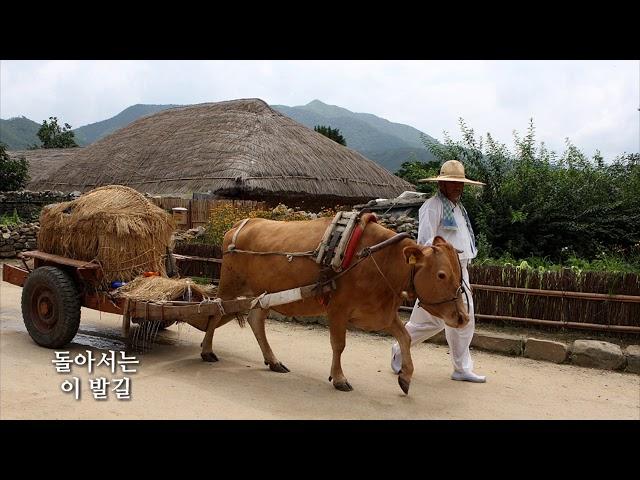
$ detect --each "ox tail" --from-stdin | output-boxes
[235,313,247,328]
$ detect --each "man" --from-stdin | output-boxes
[391,160,487,383]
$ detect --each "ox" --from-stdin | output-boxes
[202,216,468,394]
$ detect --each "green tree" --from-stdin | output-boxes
[394,157,441,194]
[36,116,78,148]
[0,142,30,191]
[419,118,640,263]
[314,125,347,146]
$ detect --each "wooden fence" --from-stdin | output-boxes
[150,198,267,229]
[467,266,640,333]
[173,243,223,279]
[174,244,640,333]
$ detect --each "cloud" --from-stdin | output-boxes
[1,60,637,161]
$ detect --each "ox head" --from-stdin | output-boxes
[402,236,469,329]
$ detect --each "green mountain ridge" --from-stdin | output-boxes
[0,116,42,149]
[273,100,438,171]
[1,100,438,173]
[303,99,438,148]
[73,104,182,145]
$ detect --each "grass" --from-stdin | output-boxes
[0,210,22,227]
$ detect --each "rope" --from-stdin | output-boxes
[230,218,250,246]
[370,254,404,300]
[314,254,369,287]
[226,248,316,257]
[226,216,316,259]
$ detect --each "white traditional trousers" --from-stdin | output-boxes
[392,259,475,373]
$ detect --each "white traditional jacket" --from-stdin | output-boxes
[417,194,477,261]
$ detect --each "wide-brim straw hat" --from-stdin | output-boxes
[418,160,485,185]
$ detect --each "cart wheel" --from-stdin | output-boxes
[21,266,81,348]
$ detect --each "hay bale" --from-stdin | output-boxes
[38,185,175,288]
[114,276,217,302]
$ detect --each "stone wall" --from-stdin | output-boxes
[376,212,418,239]
[0,190,77,222]
[0,222,39,258]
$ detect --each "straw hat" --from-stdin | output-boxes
[418,160,485,185]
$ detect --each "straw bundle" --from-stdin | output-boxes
[115,277,217,354]
[114,276,217,302]
[38,185,175,288]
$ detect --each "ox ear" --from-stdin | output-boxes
[403,246,424,265]
[433,236,448,246]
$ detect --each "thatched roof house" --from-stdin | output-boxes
[8,148,82,190]
[27,99,413,207]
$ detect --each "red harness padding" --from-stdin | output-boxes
[341,213,377,270]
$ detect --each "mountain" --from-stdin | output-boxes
[0,117,41,149]
[0,105,181,150]
[272,100,439,172]
[73,104,181,145]
[2,100,439,173]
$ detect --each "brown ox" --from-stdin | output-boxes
[204,216,469,394]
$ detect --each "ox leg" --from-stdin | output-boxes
[200,314,220,362]
[247,308,290,373]
[199,313,237,362]
[328,316,353,392]
[386,314,413,395]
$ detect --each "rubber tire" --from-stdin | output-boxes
[21,266,81,348]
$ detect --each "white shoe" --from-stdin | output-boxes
[451,370,486,383]
[390,344,402,374]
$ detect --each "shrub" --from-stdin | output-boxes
[202,203,310,246]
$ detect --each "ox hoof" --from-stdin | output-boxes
[265,361,290,373]
[333,380,354,392]
[398,376,410,395]
[201,352,219,363]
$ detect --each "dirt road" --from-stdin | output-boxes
[1,280,638,419]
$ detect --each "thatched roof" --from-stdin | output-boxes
[27,99,413,203]
[8,148,82,190]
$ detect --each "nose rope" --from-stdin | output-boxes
[369,254,405,301]
[461,283,470,314]
[459,256,471,314]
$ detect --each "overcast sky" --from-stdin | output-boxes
[1,60,638,162]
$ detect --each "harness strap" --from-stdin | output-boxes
[226,217,316,258]
[228,218,251,251]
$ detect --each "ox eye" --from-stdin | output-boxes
[437,271,446,279]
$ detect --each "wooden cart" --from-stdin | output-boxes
[2,250,257,349]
